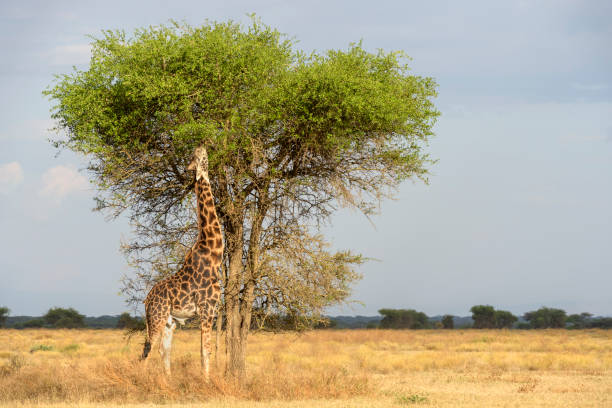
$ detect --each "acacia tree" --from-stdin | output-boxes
[494,310,517,329]
[46,20,438,377]
[524,307,567,329]
[470,305,496,329]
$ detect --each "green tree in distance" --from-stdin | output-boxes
[441,314,454,329]
[0,307,9,328]
[470,305,496,329]
[524,307,567,329]
[567,312,592,329]
[378,309,430,329]
[116,312,145,330]
[494,310,517,329]
[43,307,85,328]
[21,318,45,328]
[46,19,438,377]
[588,317,612,329]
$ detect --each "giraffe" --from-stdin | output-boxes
[141,146,223,379]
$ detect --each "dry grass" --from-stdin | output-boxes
[1,329,611,407]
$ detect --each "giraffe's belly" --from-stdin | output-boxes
[171,303,197,322]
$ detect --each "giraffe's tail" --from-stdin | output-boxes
[140,316,151,361]
[140,339,151,361]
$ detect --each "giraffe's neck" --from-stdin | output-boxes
[195,178,220,240]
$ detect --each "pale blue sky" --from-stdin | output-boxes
[1,0,610,317]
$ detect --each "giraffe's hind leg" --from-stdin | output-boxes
[160,315,176,376]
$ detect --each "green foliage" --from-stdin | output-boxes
[30,344,54,352]
[494,310,518,329]
[0,307,9,328]
[567,313,592,329]
[523,307,567,329]
[470,305,496,329]
[61,343,80,353]
[46,20,437,185]
[43,307,85,329]
[471,306,517,329]
[396,393,428,404]
[116,312,145,330]
[566,313,612,329]
[378,309,430,329]
[20,319,45,328]
[588,317,612,329]
[441,314,454,329]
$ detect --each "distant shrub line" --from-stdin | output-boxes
[339,306,612,330]
[1,305,610,330]
[1,308,144,330]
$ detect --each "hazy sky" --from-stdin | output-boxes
[1,0,610,317]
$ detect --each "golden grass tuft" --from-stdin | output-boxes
[0,328,611,407]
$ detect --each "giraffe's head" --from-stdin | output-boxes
[187,145,209,182]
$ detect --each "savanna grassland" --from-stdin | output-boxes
[1,329,611,407]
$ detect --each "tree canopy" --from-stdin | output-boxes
[470,305,496,329]
[45,19,438,376]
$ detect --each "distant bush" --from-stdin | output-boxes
[44,307,85,328]
[30,344,54,352]
[116,312,145,330]
[378,309,430,329]
[524,307,566,329]
[494,310,518,329]
[21,319,45,328]
[470,305,496,329]
[587,317,612,329]
[441,315,454,329]
[470,305,517,329]
[567,313,593,329]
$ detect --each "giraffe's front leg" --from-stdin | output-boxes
[160,315,176,376]
[200,316,214,381]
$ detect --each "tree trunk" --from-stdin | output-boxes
[224,219,247,379]
[215,302,223,370]
[221,186,268,380]
[226,320,247,377]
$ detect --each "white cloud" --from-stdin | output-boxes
[46,44,92,66]
[39,165,88,203]
[0,162,25,194]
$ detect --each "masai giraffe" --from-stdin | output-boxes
[141,146,223,379]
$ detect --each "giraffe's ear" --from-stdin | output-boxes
[187,159,196,171]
